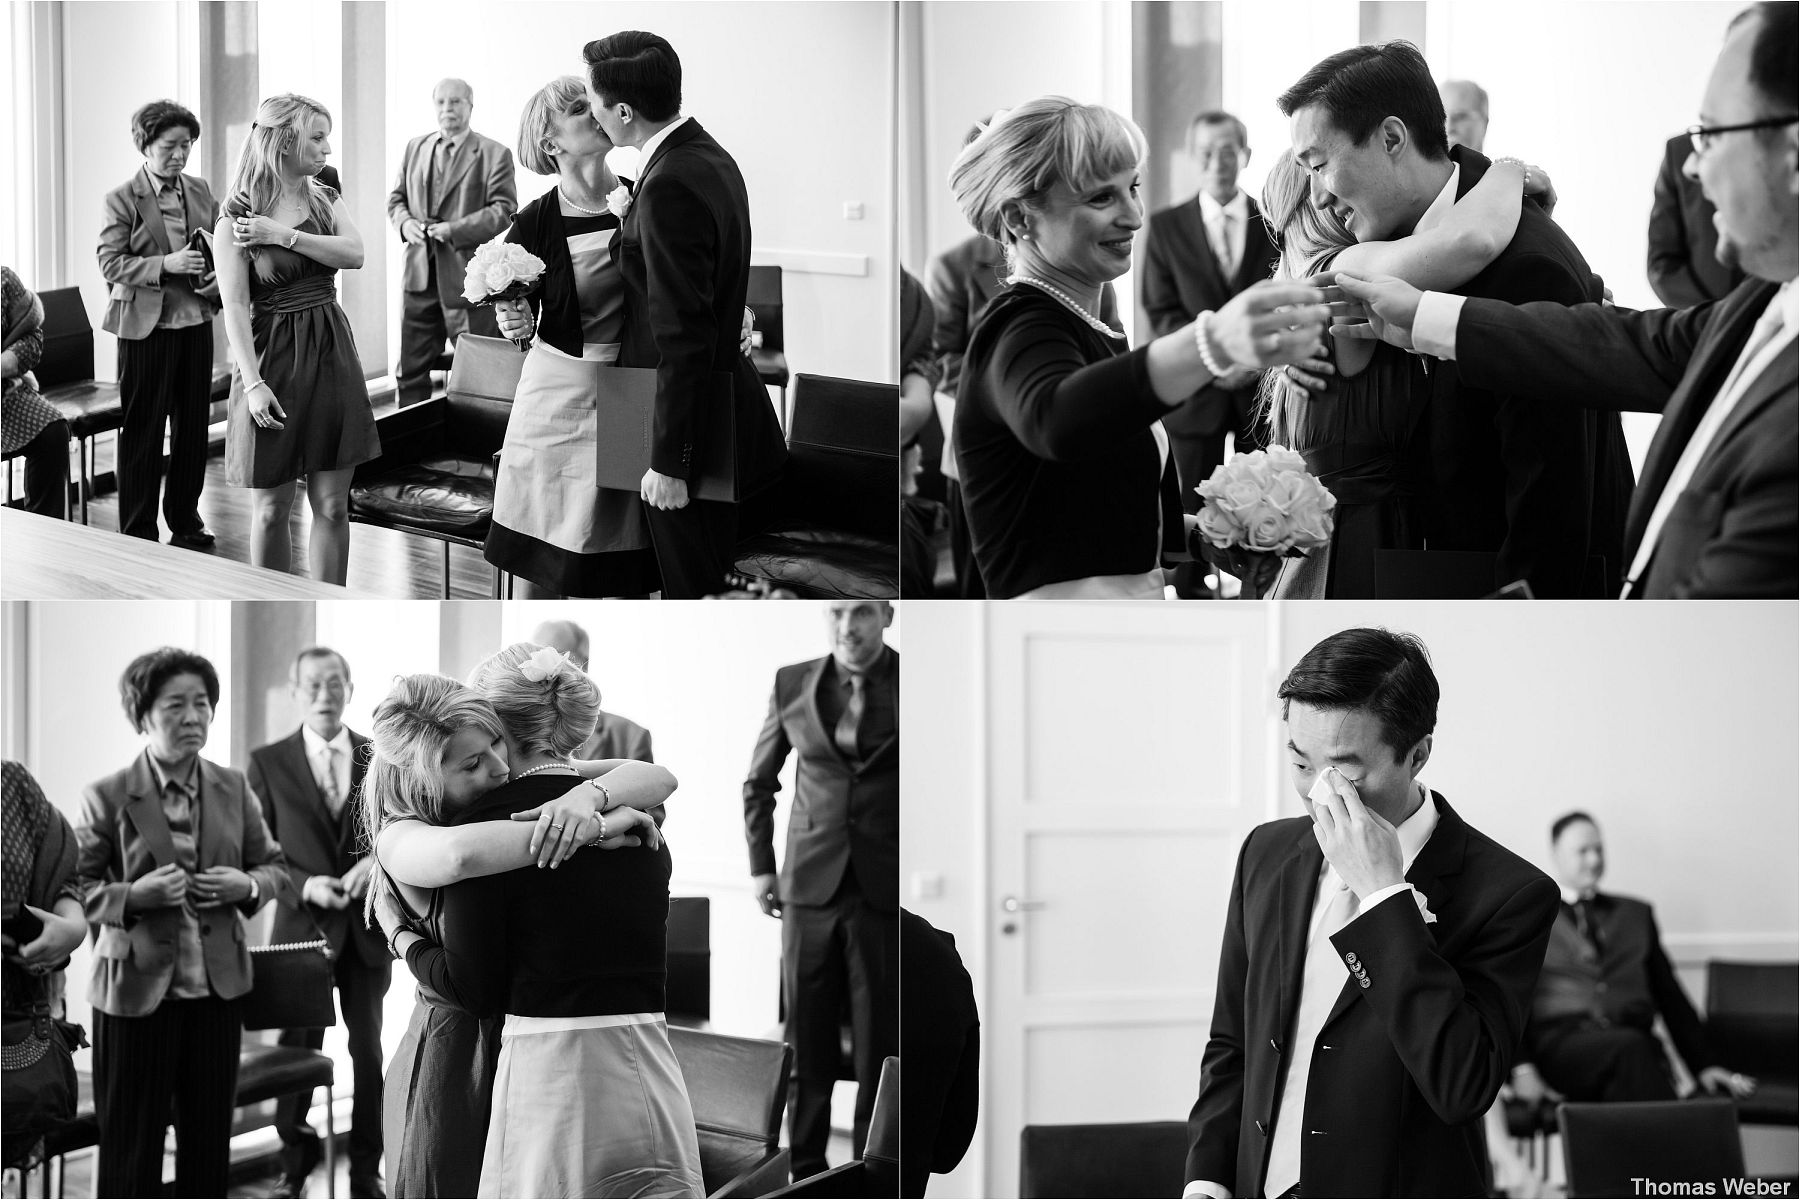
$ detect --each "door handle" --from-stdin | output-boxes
[1000,895,1047,914]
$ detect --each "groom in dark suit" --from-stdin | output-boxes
[247,647,387,1200]
[1142,110,1281,597]
[743,601,899,1180]
[584,31,788,598]
[1334,3,1797,598]
[1281,41,1634,598]
[1184,628,1558,1199]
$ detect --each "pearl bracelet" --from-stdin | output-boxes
[1193,310,1234,378]
[587,810,609,847]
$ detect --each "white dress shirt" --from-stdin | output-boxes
[1199,189,1251,280]
[301,723,353,819]
[637,114,692,173]
[1186,787,1441,1199]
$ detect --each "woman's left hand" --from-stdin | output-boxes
[7,904,86,971]
[232,214,294,248]
[740,307,755,356]
[191,865,253,905]
[510,783,599,868]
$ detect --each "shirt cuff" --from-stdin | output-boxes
[1413,291,1465,360]
[247,877,260,904]
[1185,1181,1233,1199]
[1362,882,1415,911]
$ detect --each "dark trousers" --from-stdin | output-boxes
[92,994,241,1199]
[276,952,392,1179]
[646,497,738,599]
[1538,1024,1677,1102]
[397,261,498,405]
[115,322,213,540]
[16,417,70,518]
[782,877,898,1179]
[944,480,985,599]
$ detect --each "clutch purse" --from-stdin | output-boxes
[242,936,337,1031]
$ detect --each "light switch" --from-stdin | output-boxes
[911,870,944,900]
[843,201,865,221]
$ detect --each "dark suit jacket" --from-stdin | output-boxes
[97,168,220,340]
[246,728,383,967]
[1456,277,1796,597]
[743,651,899,913]
[1186,794,1558,1198]
[386,129,517,306]
[1140,193,1280,437]
[612,119,786,495]
[1648,133,1743,309]
[1414,146,1635,598]
[1523,894,1715,1073]
[77,754,294,1018]
[579,709,654,763]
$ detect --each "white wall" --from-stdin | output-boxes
[385,0,896,384]
[902,599,1798,1199]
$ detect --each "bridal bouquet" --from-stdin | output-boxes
[1192,446,1336,599]
[462,236,547,351]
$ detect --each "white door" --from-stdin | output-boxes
[983,602,1276,1196]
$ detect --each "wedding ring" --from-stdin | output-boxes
[551,822,566,830]
[1266,332,1280,352]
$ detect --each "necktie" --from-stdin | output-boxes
[430,139,453,210]
[834,673,866,760]
[1215,211,1237,279]
[1265,873,1362,1199]
[320,746,342,818]
[1573,897,1603,956]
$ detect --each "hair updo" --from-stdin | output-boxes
[947,96,1146,250]
[466,642,600,759]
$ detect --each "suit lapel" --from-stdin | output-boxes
[196,759,238,867]
[803,656,847,767]
[1709,344,1797,453]
[1179,200,1230,299]
[437,136,479,206]
[1275,828,1324,1043]
[132,173,174,256]
[280,730,340,850]
[1236,199,1274,290]
[122,756,180,867]
[637,118,703,193]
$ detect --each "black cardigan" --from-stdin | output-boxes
[503,189,624,360]
[954,285,1185,597]
[404,775,672,1018]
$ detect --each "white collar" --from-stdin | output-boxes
[1198,189,1248,223]
[638,115,691,170]
[1770,281,1797,340]
[1413,163,1462,235]
[301,724,353,760]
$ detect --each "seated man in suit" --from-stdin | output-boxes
[1509,811,1757,1109]
[532,619,655,762]
[1334,2,1796,598]
[1141,110,1279,598]
[1185,627,1559,1198]
[387,78,517,405]
[248,647,388,1199]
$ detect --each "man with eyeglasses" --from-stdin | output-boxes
[248,647,389,1199]
[1335,1,1797,598]
[1142,110,1281,597]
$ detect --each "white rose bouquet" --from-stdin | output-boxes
[461,236,547,352]
[1192,445,1336,599]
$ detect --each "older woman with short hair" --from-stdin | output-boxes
[97,100,221,547]
[77,647,295,1197]
[948,97,1336,599]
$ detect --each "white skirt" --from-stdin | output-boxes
[479,1012,704,1199]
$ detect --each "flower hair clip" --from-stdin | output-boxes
[518,646,571,683]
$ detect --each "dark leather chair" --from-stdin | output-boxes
[748,266,789,417]
[768,1057,899,1198]
[732,373,898,599]
[33,287,121,525]
[668,1025,791,1198]
[668,895,711,1029]
[1706,960,1799,1126]
[1018,1120,1189,1199]
[349,334,511,597]
[1559,1097,1744,1198]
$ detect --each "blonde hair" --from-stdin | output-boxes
[948,96,1145,254]
[224,94,337,247]
[467,642,600,760]
[1256,154,1356,443]
[360,674,505,928]
[516,76,613,176]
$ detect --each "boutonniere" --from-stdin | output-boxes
[606,184,633,220]
[1414,890,1438,925]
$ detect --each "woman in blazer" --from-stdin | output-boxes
[76,647,294,1199]
[96,100,220,547]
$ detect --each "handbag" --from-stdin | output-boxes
[2,987,87,1163]
[241,929,337,1032]
[447,332,527,406]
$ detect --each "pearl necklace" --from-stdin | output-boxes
[515,761,577,780]
[1012,275,1124,340]
[558,185,608,216]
